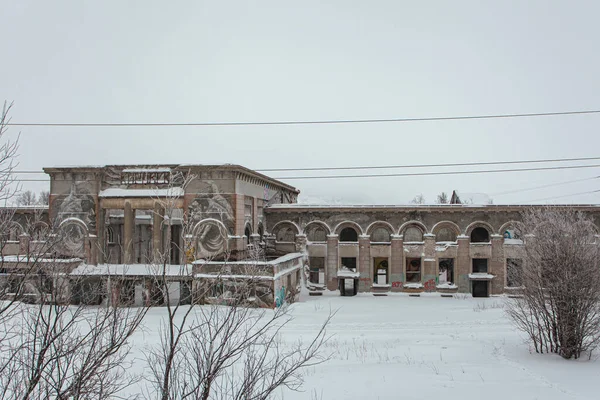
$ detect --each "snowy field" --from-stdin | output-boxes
[122,292,599,400]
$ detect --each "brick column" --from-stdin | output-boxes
[97,208,105,264]
[152,202,164,262]
[390,234,404,292]
[123,201,135,264]
[490,234,505,295]
[423,234,437,291]
[358,235,371,292]
[326,234,339,291]
[456,235,471,293]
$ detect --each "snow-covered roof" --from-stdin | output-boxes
[99,187,185,198]
[70,264,193,276]
[122,168,172,173]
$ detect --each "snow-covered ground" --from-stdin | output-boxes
[122,291,600,400]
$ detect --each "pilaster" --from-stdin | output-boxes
[123,201,135,264]
[326,234,339,291]
[490,234,505,295]
[456,235,471,293]
[358,235,371,291]
[390,234,404,291]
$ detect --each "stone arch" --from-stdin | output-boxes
[30,221,50,241]
[271,220,300,242]
[304,221,331,242]
[431,221,460,242]
[193,218,229,256]
[399,221,427,242]
[6,221,25,241]
[366,221,394,242]
[465,221,495,237]
[498,220,525,239]
[333,220,364,236]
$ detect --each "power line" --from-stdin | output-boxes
[6,109,600,128]
[10,156,600,175]
[9,163,600,182]
[525,189,600,203]
[257,156,600,172]
[273,164,600,180]
[490,176,600,196]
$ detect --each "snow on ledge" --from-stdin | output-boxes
[403,283,424,289]
[436,283,458,289]
[337,267,360,278]
[99,187,185,198]
[468,273,495,280]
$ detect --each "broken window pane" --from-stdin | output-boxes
[471,227,490,243]
[341,257,357,271]
[472,258,488,273]
[309,256,325,284]
[438,258,454,284]
[406,258,421,282]
[339,227,358,242]
[374,258,388,284]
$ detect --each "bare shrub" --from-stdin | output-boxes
[506,208,600,359]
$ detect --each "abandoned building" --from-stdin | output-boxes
[1,163,600,304]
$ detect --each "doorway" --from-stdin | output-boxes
[472,281,489,297]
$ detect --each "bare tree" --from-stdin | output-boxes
[15,190,37,206]
[506,208,600,359]
[0,218,148,399]
[0,101,19,206]
[37,191,49,206]
[436,192,449,204]
[143,172,332,400]
[410,194,426,205]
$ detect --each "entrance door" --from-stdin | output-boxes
[472,281,489,297]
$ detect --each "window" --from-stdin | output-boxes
[307,225,327,242]
[404,227,423,242]
[374,258,388,284]
[371,227,391,243]
[471,227,490,243]
[309,257,325,284]
[472,258,488,273]
[506,258,523,287]
[341,257,357,271]
[436,228,457,242]
[406,258,421,282]
[438,258,454,284]
[275,225,296,242]
[339,227,358,242]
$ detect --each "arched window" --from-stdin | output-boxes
[244,225,251,245]
[471,227,490,243]
[339,227,358,242]
[106,226,116,244]
[307,225,327,242]
[274,224,297,242]
[436,227,457,242]
[404,226,423,242]
[371,227,391,243]
[258,224,264,241]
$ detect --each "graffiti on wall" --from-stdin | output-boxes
[424,279,436,292]
[275,286,286,307]
[391,281,403,288]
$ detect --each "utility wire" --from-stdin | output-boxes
[524,189,600,203]
[257,156,600,172]
[9,163,600,182]
[490,176,600,196]
[10,156,600,175]
[6,109,600,127]
[273,164,600,180]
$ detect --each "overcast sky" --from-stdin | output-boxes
[1,1,599,205]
